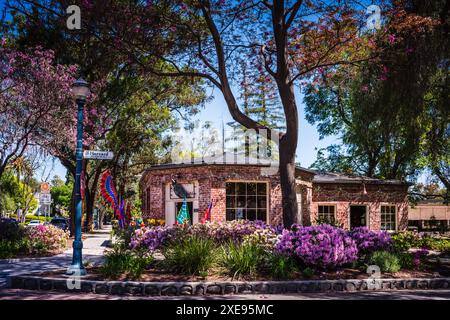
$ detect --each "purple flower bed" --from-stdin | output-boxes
[130,221,396,271]
[130,220,280,251]
[349,227,392,254]
[275,224,358,269]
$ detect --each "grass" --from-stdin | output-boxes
[368,250,401,273]
[162,235,218,276]
[219,242,267,279]
[100,246,154,280]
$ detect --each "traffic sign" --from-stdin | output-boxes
[40,182,50,193]
[39,193,52,204]
[83,150,114,160]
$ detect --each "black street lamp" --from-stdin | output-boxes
[66,78,90,276]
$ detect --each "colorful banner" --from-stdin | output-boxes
[176,198,190,225]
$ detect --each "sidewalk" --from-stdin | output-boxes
[0,288,449,300]
[0,226,111,288]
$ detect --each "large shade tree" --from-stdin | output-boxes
[304,0,449,192]
[69,0,434,226]
[3,0,437,227]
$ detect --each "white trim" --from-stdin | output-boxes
[316,203,337,224]
[225,181,269,224]
[164,181,199,226]
[380,204,397,232]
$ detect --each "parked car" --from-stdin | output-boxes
[0,217,18,224]
[50,217,69,231]
[28,220,42,227]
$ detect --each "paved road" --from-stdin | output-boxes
[0,226,111,288]
[0,289,449,300]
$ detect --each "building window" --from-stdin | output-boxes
[226,182,267,221]
[317,205,336,224]
[381,205,396,231]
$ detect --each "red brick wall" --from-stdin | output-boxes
[140,165,409,230]
[310,183,409,230]
[140,165,282,224]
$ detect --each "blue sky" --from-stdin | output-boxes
[40,87,338,181]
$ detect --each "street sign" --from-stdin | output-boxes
[40,182,50,193]
[39,193,52,204]
[83,150,114,160]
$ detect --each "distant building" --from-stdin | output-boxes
[408,200,450,231]
[140,154,409,231]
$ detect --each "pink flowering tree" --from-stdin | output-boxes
[0,44,75,180]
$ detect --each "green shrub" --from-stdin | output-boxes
[219,242,266,279]
[112,227,134,250]
[368,251,401,273]
[100,246,154,280]
[391,232,419,252]
[350,259,367,271]
[10,214,51,223]
[391,232,450,253]
[162,235,217,276]
[419,237,450,252]
[0,219,25,241]
[302,267,315,279]
[0,239,30,259]
[266,253,298,279]
[397,252,414,269]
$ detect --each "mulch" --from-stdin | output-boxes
[36,266,443,282]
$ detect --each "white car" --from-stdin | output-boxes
[28,220,42,227]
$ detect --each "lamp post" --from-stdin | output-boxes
[67,78,90,276]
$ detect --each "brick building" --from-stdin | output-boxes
[140,154,409,231]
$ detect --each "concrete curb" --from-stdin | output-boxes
[7,274,450,296]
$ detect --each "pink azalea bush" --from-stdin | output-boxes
[275,224,358,269]
[25,224,69,254]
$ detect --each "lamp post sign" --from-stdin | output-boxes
[67,77,90,277]
[39,193,52,204]
[83,150,114,160]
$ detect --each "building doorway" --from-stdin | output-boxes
[175,202,193,225]
[350,206,367,229]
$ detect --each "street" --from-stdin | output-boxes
[0,288,449,300]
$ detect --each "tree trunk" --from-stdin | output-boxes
[98,209,104,229]
[273,71,300,228]
[279,138,298,227]
[84,189,94,232]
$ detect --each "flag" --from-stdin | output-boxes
[176,198,190,225]
[200,201,213,224]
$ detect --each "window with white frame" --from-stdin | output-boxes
[381,205,396,231]
[226,182,267,221]
[317,205,336,223]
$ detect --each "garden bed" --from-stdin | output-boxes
[33,265,447,282]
